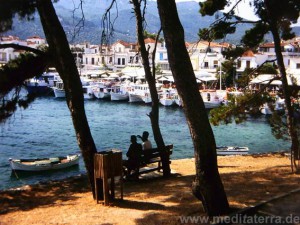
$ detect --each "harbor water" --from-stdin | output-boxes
[0,97,290,190]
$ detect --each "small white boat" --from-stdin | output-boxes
[52,81,65,98]
[110,85,129,101]
[92,82,111,99]
[159,89,175,106]
[82,85,95,99]
[200,90,222,109]
[9,154,80,171]
[216,146,249,156]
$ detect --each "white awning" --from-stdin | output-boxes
[194,71,217,81]
[250,74,281,85]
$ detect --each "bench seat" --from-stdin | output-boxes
[138,144,173,175]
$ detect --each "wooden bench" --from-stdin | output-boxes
[137,144,173,175]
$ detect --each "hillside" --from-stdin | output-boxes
[3,0,299,44]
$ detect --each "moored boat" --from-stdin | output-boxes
[9,154,80,171]
[110,84,129,101]
[159,89,175,106]
[216,146,249,156]
[128,83,150,103]
[93,82,111,99]
[82,85,95,99]
[52,81,65,98]
[200,90,222,109]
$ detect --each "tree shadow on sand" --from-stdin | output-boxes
[0,175,90,214]
[0,162,299,225]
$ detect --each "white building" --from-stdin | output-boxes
[236,50,268,77]
[26,36,46,48]
[0,36,28,66]
[188,41,230,73]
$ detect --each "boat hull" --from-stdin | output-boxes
[160,99,174,106]
[53,87,66,98]
[94,91,110,99]
[129,93,144,103]
[217,146,249,156]
[9,154,80,171]
[110,92,129,101]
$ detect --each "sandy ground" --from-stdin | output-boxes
[0,153,299,225]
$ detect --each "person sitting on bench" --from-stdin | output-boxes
[124,135,143,180]
[137,131,152,150]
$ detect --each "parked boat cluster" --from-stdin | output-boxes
[26,68,229,108]
[26,68,292,114]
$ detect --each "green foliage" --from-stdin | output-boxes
[200,0,300,47]
[0,87,36,123]
[210,91,273,125]
[268,111,289,140]
[143,30,164,42]
[257,63,277,74]
[241,22,269,48]
[222,46,246,59]
[216,60,234,87]
[199,0,228,16]
[199,21,236,41]
[0,0,36,32]
[155,64,163,75]
[0,53,48,92]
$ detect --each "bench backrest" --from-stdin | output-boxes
[141,144,173,162]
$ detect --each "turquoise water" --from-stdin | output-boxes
[0,97,290,190]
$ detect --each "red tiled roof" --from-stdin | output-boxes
[114,40,131,47]
[242,50,255,57]
[27,35,43,39]
[144,38,156,44]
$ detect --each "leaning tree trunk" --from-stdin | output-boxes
[156,0,229,216]
[265,0,300,172]
[132,0,170,176]
[36,0,98,197]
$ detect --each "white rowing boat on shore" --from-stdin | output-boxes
[217,146,249,156]
[9,154,80,171]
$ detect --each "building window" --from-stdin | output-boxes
[122,58,125,65]
[92,58,95,65]
[118,58,121,65]
[160,53,163,60]
[296,63,300,69]
[204,62,209,68]
[213,60,218,68]
[246,60,251,68]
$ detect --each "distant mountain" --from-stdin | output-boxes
[3,0,300,44]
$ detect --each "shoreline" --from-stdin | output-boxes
[2,151,291,193]
[1,153,299,224]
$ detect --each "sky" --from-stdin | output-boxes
[175,0,259,21]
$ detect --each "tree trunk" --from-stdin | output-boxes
[36,0,98,197]
[265,0,300,172]
[156,0,229,216]
[132,0,170,176]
